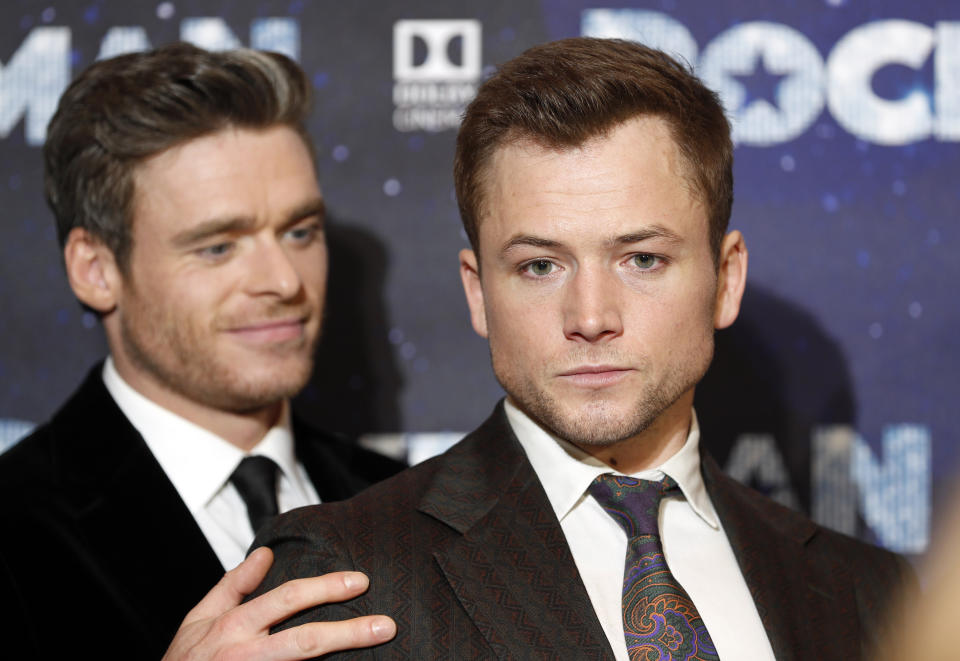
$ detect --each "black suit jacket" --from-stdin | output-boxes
[0,365,403,660]
[253,402,912,660]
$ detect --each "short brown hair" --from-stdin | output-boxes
[44,42,313,271]
[454,37,733,262]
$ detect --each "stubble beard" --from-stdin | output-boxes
[494,344,713,448]
[119,300,318,414]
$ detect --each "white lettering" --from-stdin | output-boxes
[852,425,930,554]
[0,19,301,145]
[392,106,463,132]
[813,425,930,553]
[250,18,299,60]
[700,22,825,145]
[179,17,243,51]
[0,418,35,454]
[935,22,960,139]
[579,11,960,145]
[827,20,934,145]
[0,27,70,146]
[393,82,476,106]
[98,27,150,60]
[582,9,698,66]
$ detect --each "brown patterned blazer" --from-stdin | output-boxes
[253,401,912,659]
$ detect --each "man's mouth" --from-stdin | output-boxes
[557,365,633,388]
[225,317,307,344]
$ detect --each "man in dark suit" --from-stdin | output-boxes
[0,44,401,660]
[252,38,912,659]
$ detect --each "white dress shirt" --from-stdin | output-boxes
[102,358,320,570]
[504,400,775,661]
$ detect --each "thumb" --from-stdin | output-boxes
[183,547,274,623]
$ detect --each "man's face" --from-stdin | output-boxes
[110,125,326,413]
[460,116,743,449]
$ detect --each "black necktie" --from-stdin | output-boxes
[229,455,280,535]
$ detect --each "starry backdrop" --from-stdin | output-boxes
[0,0,954,557]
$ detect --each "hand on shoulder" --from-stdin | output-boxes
[162,547,396,661]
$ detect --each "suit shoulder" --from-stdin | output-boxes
[706,458,910,576]
[0,366,127,489]
[810,520,914,586]
[249,450,455,619]
[256,447,451,555]
[732,476,907,572]
[0,420,58,493]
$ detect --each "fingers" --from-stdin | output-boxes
[240,570,372,630]
[164,553,394,661]
[242,616,397,661]
[182,547,275,623]
[228,547,276,598]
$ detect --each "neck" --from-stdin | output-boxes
[573,394,694,474]
[109,357,282,452]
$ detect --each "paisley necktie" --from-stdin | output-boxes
[589,474,720,661]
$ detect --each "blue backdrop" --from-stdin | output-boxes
[0,0,954,559]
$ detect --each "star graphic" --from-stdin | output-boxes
[731,53,791,110]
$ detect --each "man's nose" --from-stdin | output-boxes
[244,239,303,299]
[562,266,624,343]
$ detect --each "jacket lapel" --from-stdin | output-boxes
[51,367,224,648]
[702,455,861,660]
[293,419,368,501]
[292,417,405,502]
[419,404,616,660]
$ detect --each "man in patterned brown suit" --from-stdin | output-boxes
[252,38,911,660]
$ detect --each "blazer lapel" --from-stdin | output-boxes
[702,455,861,660]
[293,419,369,501]
[292,418,404,502]
[419,404,616,660]
[51,368,224,648]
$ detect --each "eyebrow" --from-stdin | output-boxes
[279,198,326,231]
[606,225,683,247]
[500,235,564,254]
[170,197,325,248]
[170,216,256,248]
[499,225,683,256]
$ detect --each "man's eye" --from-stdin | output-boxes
[524,260,555,276]
[198,243,233,258]
[286,224,320,243]
[633,254,658,270]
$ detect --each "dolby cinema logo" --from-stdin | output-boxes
[392,19,482,132]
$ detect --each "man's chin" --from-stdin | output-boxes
[215,382,304,414]
[208,364,313,411]
[519,396,646,447]
[550,416,648,448]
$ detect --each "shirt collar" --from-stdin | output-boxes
[101,357,298,513]
[504,399,719,529]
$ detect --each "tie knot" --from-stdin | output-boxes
[588,474,677,538]
[231,455,279,491]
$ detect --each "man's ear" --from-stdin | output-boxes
[64,228,121,314]
[459,248,488,338]
[714,230,748,330]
